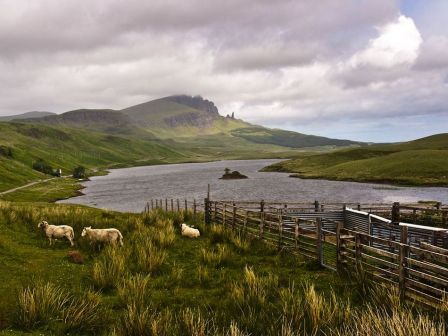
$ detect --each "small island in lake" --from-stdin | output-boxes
[220,168,248,180]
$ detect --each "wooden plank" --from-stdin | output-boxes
[361,252,399,269]
[405,287,442,305]
[409,246,448,264]
[361,244,399,260]
[407,258,448,278]
[406,268,448,287]
[420,242,448,255]
[406,279,445,298]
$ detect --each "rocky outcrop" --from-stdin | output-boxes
[164,95,220,116]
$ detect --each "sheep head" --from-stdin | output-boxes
[81,226,91,237]
[38,221,48,229]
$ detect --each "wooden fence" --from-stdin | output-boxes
[144,198,448,307]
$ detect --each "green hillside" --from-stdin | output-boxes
[263,133,448,186]
[0,122,191,192]
[0,111,55,121]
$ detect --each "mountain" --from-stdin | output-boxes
[16,95,361,148]
[0,111,55,121]
[22,109,139,134]
[263,133,448,186]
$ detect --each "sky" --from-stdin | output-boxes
[0,0,447,142]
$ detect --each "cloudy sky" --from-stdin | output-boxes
[0,0,447,142]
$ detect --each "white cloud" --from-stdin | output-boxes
[349,15,422,68]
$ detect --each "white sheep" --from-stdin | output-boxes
[181,223,200,238]
[38,220,75,246]
[81,226,124,247]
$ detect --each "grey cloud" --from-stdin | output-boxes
[0,0,446,142]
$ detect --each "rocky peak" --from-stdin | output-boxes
[163,95,220,116]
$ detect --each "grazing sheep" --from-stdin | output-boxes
[181,223,200,238]
[38,220,75,246]
[81,226,124,247]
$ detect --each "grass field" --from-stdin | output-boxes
[0,203,446,335]
[263,133,448,186]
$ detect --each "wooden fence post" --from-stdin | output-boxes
[314,200,320,212]
[336,221,342,272]
[223,203,227,226]
[392,202,400,223]
[151,199,154,210]
[399,243,409,302]
[185,199,188,212]
[204,198,211,225]
[368,214,372,246]
[294,218,299,249]
[260,200,265,213]
[278,214,283,250]
[232,202,236,230]
[177,199,180,212]
[400,225,408,245]
[171,199,174,211]
[243,210,248,235]
[193,199,197,218]
[316,218,323,266]
[213,202,217,222]
[355,233,362,267]
[259,212,265,239]
[165,199,168,211]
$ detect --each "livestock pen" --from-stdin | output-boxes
[145,198,448,308]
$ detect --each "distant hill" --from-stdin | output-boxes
[16,94,362,149]
[0,111,55,121]
[22,109,139,134]
[263,133,448,186]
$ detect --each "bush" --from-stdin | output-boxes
[32,158,54,175]
[0,145,13,158]
[73,165,87,179]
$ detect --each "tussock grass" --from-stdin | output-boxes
[229,231,250,253]
[231,266,278,307]
[201,244,231,267]
[134,238,167,274]
[180,308,213,336]
[334,306,445,336]
[92,246,127,289]
[15,281,70,329]
[117,274,151,308]
[118,303,153,336]
[61,289,107,333]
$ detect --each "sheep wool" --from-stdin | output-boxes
[181,223,200,238]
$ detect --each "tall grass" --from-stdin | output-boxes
[231,266,278,307]
[334,306,445,336]
[15,282,70,329]
[15,282,107,333]
[201,244,231,268]
[134,237,167,274]
[61,289,107,333]
[92,246,127,289]
[117,274,151,308]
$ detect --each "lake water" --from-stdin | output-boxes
[59,159,448,212]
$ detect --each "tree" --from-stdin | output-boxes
[73,166,86,179]
[32,159,54,175]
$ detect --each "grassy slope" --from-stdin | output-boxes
[0,122,197,192]
[0,203,343,334]
[263,134,448,186]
